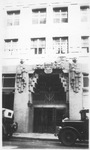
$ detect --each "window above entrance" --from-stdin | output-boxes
[53,37,68,54]
[31,38,46,54]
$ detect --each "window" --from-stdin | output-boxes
[32,8,46,24]
[2,74,15,88]
[7,10,20,26]
[80,6,90,22]
[31,38,46,54]
[83,73,89,92]
[2,74,15,110]
[53,7,68,23]
[81,36,89,53]
[4,39,18,53]
[53,37,68,54]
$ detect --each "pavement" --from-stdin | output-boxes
[12,133,58,141]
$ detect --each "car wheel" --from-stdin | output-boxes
[60,129,77,146]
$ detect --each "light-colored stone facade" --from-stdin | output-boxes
[2,0,89,133]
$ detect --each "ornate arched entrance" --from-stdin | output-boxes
[29,70,69,133]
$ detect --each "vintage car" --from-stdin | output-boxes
[2,108,18,139]
[55,109,89,146]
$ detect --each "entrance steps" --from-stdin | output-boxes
[13,133,58,141]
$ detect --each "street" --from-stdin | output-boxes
[2,138,89,149]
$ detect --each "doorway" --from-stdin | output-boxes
[33,107,65,133]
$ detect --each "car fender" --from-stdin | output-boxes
[58,126,81,140]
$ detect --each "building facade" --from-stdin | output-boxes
[2,0,90,133]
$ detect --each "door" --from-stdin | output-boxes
[33,108,42,133]
[42,108,54,133]
[33,108,55,133]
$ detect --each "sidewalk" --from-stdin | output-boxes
[13,133,58,141]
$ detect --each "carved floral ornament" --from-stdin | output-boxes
[35,59,69,74]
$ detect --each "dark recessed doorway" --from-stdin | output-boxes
[33,107,65,133]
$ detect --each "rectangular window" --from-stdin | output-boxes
[32,8,46,24]
[31,38,46,54]
[53,37,68,54]
[53,7,68,23]
[4,39,18,53]
[7,10,20,26]
[80,6,90,22]
[81,36,89,53]
[2,74,15,88]
[83,74,89,88]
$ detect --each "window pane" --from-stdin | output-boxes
[5,40,11,51]
[61,38,68,54]
[31,39,37,48]
[35,48,37,54]
[31,38,45,54]
[14,14,19,25]
[4,39,18,52]
[81,36,89,53]
[39,38,45,47]
[80,6,90,22]
[40,10,46,24]
[53,37,68,54]
[38,48,42,54]
[7,13,13,26]
[53,7,68,23]
[3,78,15,87]
[83,74,89,87]
[53,38,60,54]
[7,10,20,26]
[32,10,39,24]
[61,8,68,22]
[32,8,46,24]
[12,40,18,51]
[83,77,89,87]
[81,37,89,46]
